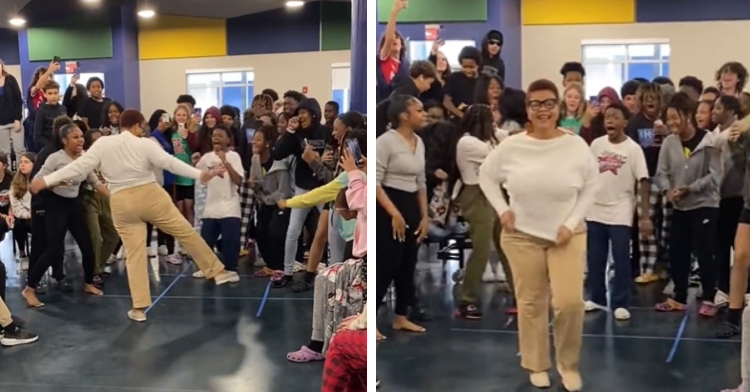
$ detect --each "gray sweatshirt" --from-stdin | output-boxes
[655,131,722,211]
[729,131,750,209]
[714,127,747,199]
[35,150,101,198]
[249,155,294,206]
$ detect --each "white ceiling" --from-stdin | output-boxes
[0,0,349,28]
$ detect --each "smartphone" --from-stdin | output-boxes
[193,107,202,117]
[53,56,61,63]
[245,128,255,140]
[589,96,598,106]
[160,113,170,123]
[345,138,363,167]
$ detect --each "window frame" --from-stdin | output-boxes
[184,68,255,111]
[580,39,670,98]
[331,62,351,113]
[408,39,478,72]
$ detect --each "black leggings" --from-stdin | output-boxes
[13,218,31,255]
[30,208,65,281]
[146,223,175,254]
[375,187,421,316]
[717,197,750,294]
[28,194,96,288]
[255,204,290,271]
[670,207,719,304]
[0,257,5,301]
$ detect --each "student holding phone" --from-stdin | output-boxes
[272,98,331,288]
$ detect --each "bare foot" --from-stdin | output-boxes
[376,328,386,340]
[84,284,103,296]
[392,316,426,333]
[21,286,44,308]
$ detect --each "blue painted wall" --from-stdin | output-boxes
[17,0,140,108]
[0,29,20,65]
[375,0,522,88]
[227,3,321,55]
[636,0,750,22]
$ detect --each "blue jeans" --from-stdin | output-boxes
[585,221,632,309]
[283,186,323,275]
[200,217,241,272]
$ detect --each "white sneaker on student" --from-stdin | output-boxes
[192,270,206,279]
[214,270,240,285]
[613,307,631,320]
[158,245,168,256]
[584,301,607,312]
[715,290,730,307]
[148,246,156,257]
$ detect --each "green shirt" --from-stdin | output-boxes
[171,133,194,186]
[559,116,583,135]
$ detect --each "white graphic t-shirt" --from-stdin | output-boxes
[196,150,244,219]
[588,136,649,226]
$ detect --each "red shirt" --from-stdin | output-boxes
[29,89,44,111]
[380,57,399,85]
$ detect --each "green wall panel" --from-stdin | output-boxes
[321,1,351,51]
[377,0,487,23]
[27,14,113,61]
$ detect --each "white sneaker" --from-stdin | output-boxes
[116,247,125,260]
[214,270,240,285]
[715,290,730,307]
[158,245,168,256]
[293,261,305,273]
[745,294,750,307]
[584,300,607,312]
[613,307,631,320]
[166,254,183,265]
[495,265,506,282]
[192,270,206,279]
[148,246,156,257]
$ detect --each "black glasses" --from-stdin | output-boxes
[528,99,558,111]
[488,40,501,46]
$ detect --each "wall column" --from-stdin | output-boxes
[349,0,367,113]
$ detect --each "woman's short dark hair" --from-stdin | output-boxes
[120,109,146,129]
[526,79,559,101]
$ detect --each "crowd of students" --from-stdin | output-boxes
[376,1,750,390]
[0,56,368,390]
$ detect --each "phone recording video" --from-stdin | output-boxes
[589,96,599,106]
[193,107,202,117]
[53,56,61,63]
[345,138,363,167]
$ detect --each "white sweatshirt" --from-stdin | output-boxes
[478,132,599,241]
[455,129,508,186]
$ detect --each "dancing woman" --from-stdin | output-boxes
[22,123,109,307]
[30,109,238,322]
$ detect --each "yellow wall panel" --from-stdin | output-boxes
[522,0,635,25]
[138,15,226,60]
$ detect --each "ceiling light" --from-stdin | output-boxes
[286,1,304,7]
[137,9,156,18]
[9,17,26,27]
[82,0,100,3]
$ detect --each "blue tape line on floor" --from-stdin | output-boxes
[451,326,737,344]
[255,281,272,317]
[666,313,689,363]
[145,261,192,314]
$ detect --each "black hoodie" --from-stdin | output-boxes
[480,30,506,81]
[272,98,330,190]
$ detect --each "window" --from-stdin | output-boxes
[581,41,670,98]
[185,70,254,111]
[54,73,106,94]
[409,40,476,71]
[331,63,350,113]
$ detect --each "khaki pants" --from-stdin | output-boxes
[456,185,514,304]
[0,297,11,328]
[84,190,120,275]
[110,183,225,309]
[501,229,586,374]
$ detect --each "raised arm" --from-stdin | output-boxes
[41,150,102,187]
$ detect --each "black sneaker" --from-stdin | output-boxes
[457,304,483,320]
[716,322,741,339]
[272,275,293,289]
[11,316,25,328]
[291,280,312,293]
[0,326,39,347]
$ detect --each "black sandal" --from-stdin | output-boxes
[716,322,741,339]
[272,275,293,289]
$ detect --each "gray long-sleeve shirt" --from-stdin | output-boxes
[376,130,426,192]
[34,150,100,198]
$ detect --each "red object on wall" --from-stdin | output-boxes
[302,86,308,94]
[65,61,78,73]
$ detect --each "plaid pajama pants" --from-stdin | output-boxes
[636,181,672,275]
[321,329,367,392]
[239,173,254,248]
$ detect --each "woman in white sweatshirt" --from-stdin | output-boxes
[10,152,35,262]
[478,79,598,391]
[453,104,514,319]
